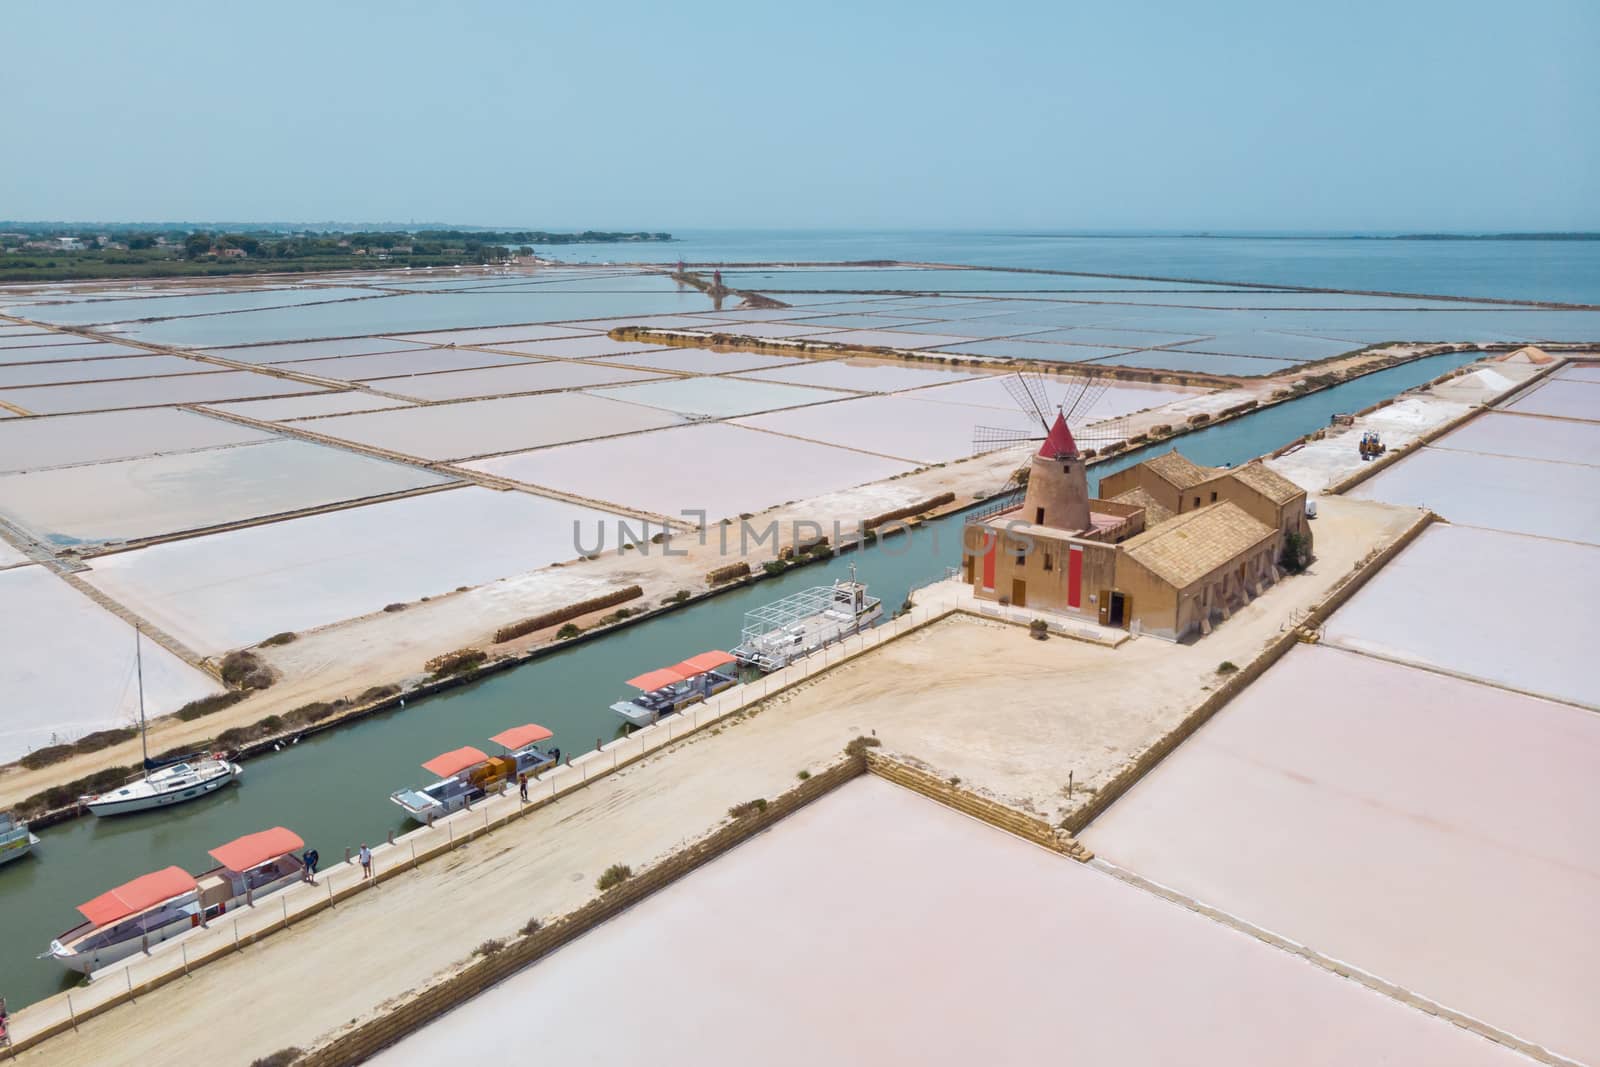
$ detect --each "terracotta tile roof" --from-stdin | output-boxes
[1226,462,1304,506]
[1142,449,1216,491]
[1121,502,1274,588]
[1110,487,1174,526]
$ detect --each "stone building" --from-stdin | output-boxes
[962,421,1310,640]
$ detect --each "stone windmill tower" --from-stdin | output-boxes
[973,373,1126,534]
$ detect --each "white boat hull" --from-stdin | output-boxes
[86,762,242,817]
[0,831,39,866]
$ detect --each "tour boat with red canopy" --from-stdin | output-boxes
[390,726,560,825]
[44,826,307,975]
[610,649,739,728]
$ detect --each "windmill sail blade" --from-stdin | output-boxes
[1060,372,1112,428]
[1074,414,1132,452]
[1002,373,1054,431]
[972,424,1041,456]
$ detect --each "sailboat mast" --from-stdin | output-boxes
[135,627,148,766]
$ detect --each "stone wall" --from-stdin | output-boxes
[864,752,1091,861]
[1064,509,1436,834]
[297,755,870,1066]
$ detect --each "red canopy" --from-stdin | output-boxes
[674,650,737,675]
[490,723,553,751]
[626,667,689,692]
[1037,411,1079,459]
[208,827,305,873]
[422,746,489,778]
[78,867,198,926]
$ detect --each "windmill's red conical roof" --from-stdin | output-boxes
[1037,411,1079,458]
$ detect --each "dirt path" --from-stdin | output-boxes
[13,496,1415,1065]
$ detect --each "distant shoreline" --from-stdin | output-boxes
[1008,232,1600,242]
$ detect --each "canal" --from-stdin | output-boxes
[0,349,1480,1006]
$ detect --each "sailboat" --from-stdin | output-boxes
[80,629,242,817]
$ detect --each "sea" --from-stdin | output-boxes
[550,231,1600,307]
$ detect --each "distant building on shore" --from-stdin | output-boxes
[963,416,1310,640]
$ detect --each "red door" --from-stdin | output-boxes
[1067,546,1083,608]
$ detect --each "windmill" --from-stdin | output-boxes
[972,372,1129,496]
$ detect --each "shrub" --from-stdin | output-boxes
[474,938,506,958]
[761,560,788,576]
[599,607,636,625]
[520,917,542,936]
[358,685,400,704]
[556,623,582,640]
[17,764,140,817]
[1029,619,1049,640]
[1280,531,1309,574]
[596,863,632,891]
[216,727,255,748]
[1217,661,1239,675]
[492,585,643,643]
[663,589,692,605]
[220,651,266,689]
[1188,412,1212,425]
[844,735,882,758]
[74,727,138,754]
[20,744,75,770]
[728,798,768,818]
[705,561,750,585]
[426,648,487,680]
[796,769,811,781]
[289,701,336,725]
[175,691,247,721]
[239,668,275,690]
[260,715,284,732]
[383,603,407,613]
[259,632,297,647]
[250,1050,302,1067]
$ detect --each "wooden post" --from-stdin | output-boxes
[181,942,189,976]
[67,992,77,1031]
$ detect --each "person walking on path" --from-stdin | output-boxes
[358,843,373,880]
[518,773,529,802]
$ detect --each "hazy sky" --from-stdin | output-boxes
[4,0,1595,231]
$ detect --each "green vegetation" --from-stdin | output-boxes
[17,726,139,769]
[1217,660,1239,675]
[845,735,882,758]
[0,223,673,282]
[175,690,248,721]
[596,863,633,891]
[728,798,769,819]
[259,631,297,647]
[425,648,487,680]
[219,650,273,690]
[556,623,583,640]
[249,1049,303,1067]
[1279,531,1309,574]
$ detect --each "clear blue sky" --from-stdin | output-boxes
[4,0,1595,231]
